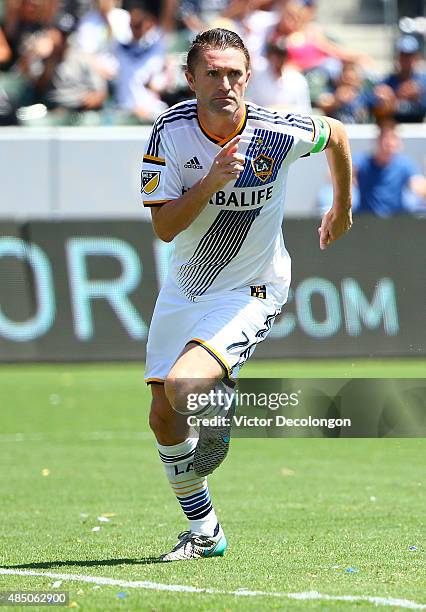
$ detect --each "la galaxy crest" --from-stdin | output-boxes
[234,131,291,189]
[141,170,161,194]
[251,153,274,182]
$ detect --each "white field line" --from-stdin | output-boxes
[0,431,152,442]
[0,569,425,610]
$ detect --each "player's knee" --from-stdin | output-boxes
[164,374,210,415]
[163,374,176,407]
[164,374,191,414]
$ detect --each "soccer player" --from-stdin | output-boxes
[142,28,352,561]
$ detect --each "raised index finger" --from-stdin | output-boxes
[218,135,241,156]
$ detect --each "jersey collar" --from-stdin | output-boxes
[197,103,247,147]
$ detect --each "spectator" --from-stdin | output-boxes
[113,4,167,121]
[177,1,206,36]
[75,0,131,79]
[2,0,57,70]
[123,0,176,32]
[371,36,426,124]
[57,0,92,21]
[33,14,108,112]
[178,0,230,33]
[0,1,60,123]
[353,122,426,217]
[318,61,371,124]
[0,27,12,66]
[217,0,278,64]
[76,1,131,50]
[268,1,366,77]
[0,26,15,123]
[247,36,311,113]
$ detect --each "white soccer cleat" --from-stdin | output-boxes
[160,523,227,562]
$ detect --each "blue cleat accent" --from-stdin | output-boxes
[203,534,227,557]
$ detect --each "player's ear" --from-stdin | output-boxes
[185,69,196,92]
[245,69,251,86]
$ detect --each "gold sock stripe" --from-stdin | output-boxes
[172,476,203,486]
[172,483,205,495]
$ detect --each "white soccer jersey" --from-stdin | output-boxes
[141,100,330,303]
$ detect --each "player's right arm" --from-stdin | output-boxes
[145,137,244,243]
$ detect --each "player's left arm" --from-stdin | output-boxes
[318,117,353,250]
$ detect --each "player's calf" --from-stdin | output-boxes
[149,384,190,445]
[164,375,237,477]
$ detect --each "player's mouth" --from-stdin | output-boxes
[213,98,236,105]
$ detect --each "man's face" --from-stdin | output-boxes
[186,47,250,116]
[376,129,401,163]
[130,8,154,40]
[399,52,417,74]
[21,0,41,21]
[340,63,361,88]
[267,49,287,73]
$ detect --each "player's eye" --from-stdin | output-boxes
[230,70,242,77]
[207,70,218,77]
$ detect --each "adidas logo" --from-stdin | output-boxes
[184,156,203,169]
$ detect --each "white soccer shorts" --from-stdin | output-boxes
[144,278,286,383]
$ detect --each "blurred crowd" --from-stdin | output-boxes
[0,0,425,126]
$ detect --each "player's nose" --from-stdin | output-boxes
[218,76,231,91]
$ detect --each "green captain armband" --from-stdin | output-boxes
[311,117,331,154]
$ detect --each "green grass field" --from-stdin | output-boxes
[0,361,425,611]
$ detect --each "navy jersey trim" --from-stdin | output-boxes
[247,104,313,131]
[232,310,281,371]
[146,101,198,157]
[147,112,198,157]
[177,207,261,300]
